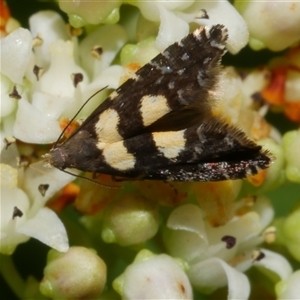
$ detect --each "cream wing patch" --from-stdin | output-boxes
[140,95,171,127]
[153,130,186,159]
[108,90,119,101]
[95,108,122,145]
[102,141,135,171]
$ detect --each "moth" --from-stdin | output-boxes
[45,25,272,181]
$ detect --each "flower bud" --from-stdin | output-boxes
[40,246,107,299]
[283,129,300,183]
[276,270,300,299]
[114,249,193,299]
[101,192,160,246]
[58,0,121,26]
[277,207,300,261]
[236,2,300,51]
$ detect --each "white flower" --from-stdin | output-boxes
[59,0,248,54]
[164,198,292,299]
[0,73,18,120]
[0,27,32,84]
[0,144,70,254]
[236,1,300,51]
[0,10,128,254]
[134,0,249,54]
[114,249,193,299]
[0,11,128,144]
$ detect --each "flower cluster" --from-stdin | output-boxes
[1,0,300,299]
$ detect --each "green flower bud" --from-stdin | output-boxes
[276,270,300,299]
[276,207,300,262]
[283,129,300,183]
[101,193,160,246]
[40,247,107,299]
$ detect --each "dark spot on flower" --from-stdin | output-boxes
[252,249,265,262]
[3,136,16,149]
[178,282,186,294]
[72,73,83,88]
[91,45,103,60]
[38,184,50,196]
[251,92,265,106]
[12,206,23,219]
[9,85,21,99]
[238,70,248,80]
[33,65,44,81]
[221,235,236,249]
[196,9,209,19]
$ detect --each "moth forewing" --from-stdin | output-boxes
[47,24,272,181]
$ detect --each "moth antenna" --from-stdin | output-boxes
[53,86,108,148]
[29,159,49,175]
[59,168,122,189]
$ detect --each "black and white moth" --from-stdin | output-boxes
[45,25,272,181]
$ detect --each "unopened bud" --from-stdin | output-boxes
[40,246,106,299]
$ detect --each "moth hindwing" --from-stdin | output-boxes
[47,25,272,181]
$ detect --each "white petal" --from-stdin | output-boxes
[122,254,193,299]
[0,28,33,84]
[80,66,124,114]
[0,164,18,189]
[0,74,17,118]
[254,248,292,280]
[0,186,30,254]
[164,229,209,264]
[79,24,127,79]
[188,257,250,299]
[17,207,69,252]
[29,11,69,67]
[87,65,123,91]
[186,1,249,54]
[13,98,61,143]
[31,92,71,119]
[0,115,16,145]
[136,1,192,23]
[252,196,274,230]
[155,5,189,51]
[38,40,88,98]
[0,186,30,231]
[23,162,77,213]
[133,2,160,22]
[167,204,207,242]
[0,142,19,167]
[205,211,262,260]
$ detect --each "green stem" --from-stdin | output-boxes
[0,254,26,299]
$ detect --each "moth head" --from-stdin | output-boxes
[42,145,72,171]
[46,130,101,171]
